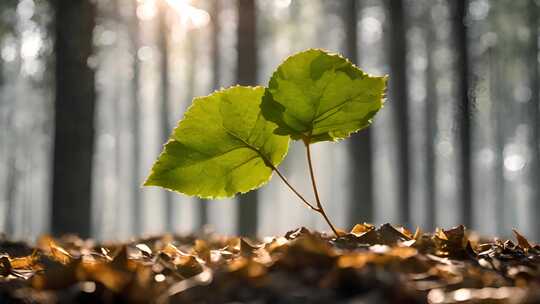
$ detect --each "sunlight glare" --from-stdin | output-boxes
[504,153,526,172]
[137,0,157,21]
[21,30,42,59]
[1,44,17,62]
[165,0,210,29]
[361,17,382,44]
[275,0,291,9]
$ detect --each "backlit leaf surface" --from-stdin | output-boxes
[145,86,289,199]
[262,49,387,143]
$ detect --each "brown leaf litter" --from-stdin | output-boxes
[0,224,538,303]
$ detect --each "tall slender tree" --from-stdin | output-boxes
[489,45,506,235]
[343,0,374,227]
[157,0,174,232]
[129,0,143,236]
[386,0,411,226]
[424,7,438,231]
[4,161,17,236]
[111,0,123,236]
[0,33,16,236]
[528,0,539,238]
[4,80,18,236]
[210,0,221,95]
[199,0,221,229]
[237,0,258,237]
[451,0,472,228]
[51,0,97,237]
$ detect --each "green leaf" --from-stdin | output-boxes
[144,86,290,199]
[261,49,387,143]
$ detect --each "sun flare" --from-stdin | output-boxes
[136,0,210,29]
[165,0,210,29]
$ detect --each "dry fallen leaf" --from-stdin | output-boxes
[512,229,532,252]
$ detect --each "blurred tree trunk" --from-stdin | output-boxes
[424,9,438,231]
[386,0,410,226]
[210,0,221,97]
[237,0,258,237]
[112,0,123,236]
[199,0,221,229]
[0,57,3,105]
[4,96,18,236]
[129,0,143,236]
[185,30,197,111]
[451,0,472,228]
[0,52,13,235]
[528,0,539,238]
[157,1,174,232]
[51,0,96,238]
[489,46,506,235]
[4,36,22,236]
[343,0,373,227]
[4,163,17,236]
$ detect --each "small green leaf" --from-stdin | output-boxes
[144,86,290,199]
[262,49,387,143]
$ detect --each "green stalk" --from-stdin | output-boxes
[304,141,339,237]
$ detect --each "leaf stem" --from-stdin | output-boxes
[304,141,339,237]
[270,165,319,212]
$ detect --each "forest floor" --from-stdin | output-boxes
[0,224,539,303]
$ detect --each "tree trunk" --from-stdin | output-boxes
[199,0,221,229]
[237,0,258,237]
[157,1,174,232]
[489,46,506,236]
[424,10,438,231]
[0,51,15,236]
[112,0,123,237]
[129,0,143,236]
[211,0,221,92]
[343,0,373,227]
[451,0,473,228]
[51,0,96,238]
[528,0,539,239]
[4,36,22,237]
[4,126,18,236]
[386,0,410,226]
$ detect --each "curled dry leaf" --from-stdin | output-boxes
[350,223,375,236]
[512,229,533,252]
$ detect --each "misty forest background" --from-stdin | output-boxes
[0,0,539,241]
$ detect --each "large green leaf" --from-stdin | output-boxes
[261,49,387,143]
[144,86,290,199]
